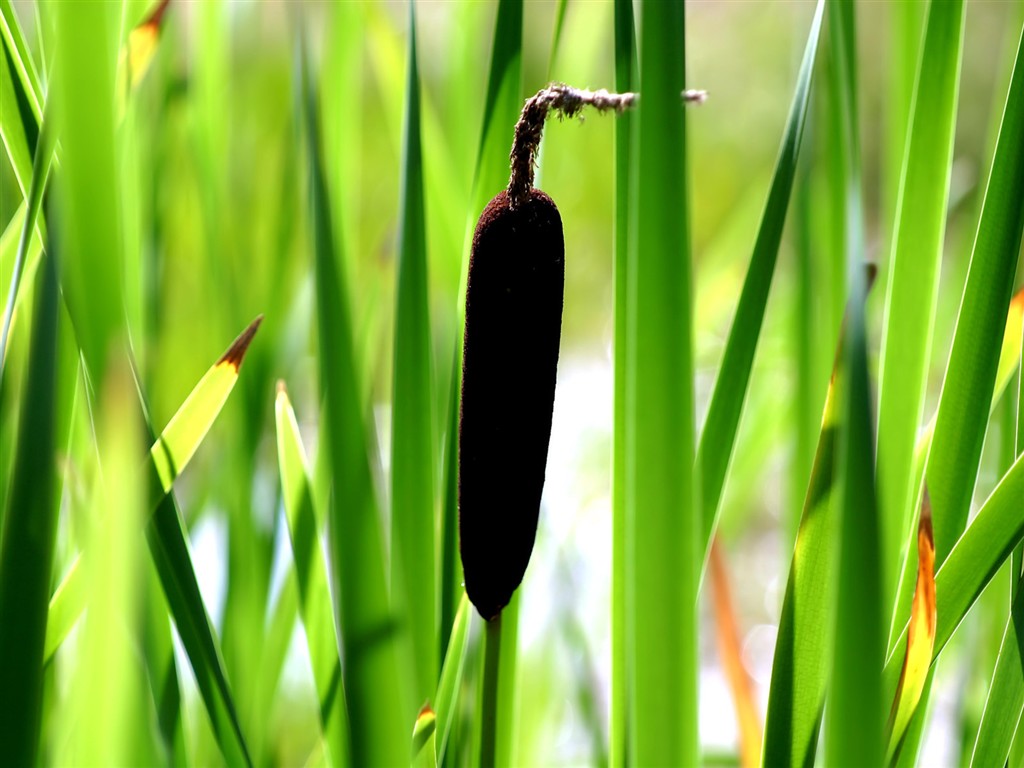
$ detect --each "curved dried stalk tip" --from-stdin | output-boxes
[507,83,707,209]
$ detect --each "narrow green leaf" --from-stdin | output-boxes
[697,0,824,560]
[0,0,42,197]
[611,0,636,763]
[0,96,55,378]
[64,363,146,766]
[875,0,965,614]
[925,16,1024,567]
[275,382,349,767]
[44,316,263,660]
[145,478,252,767]
[970,578,1024,766]
[824,1,884,762]
[301,40,409,766]
[628,2,696,765]
[391,1,437,703]
[884,453,1024,699]
[763,354,842,768]
[432,591,471,765]
[0,248,60,767]
[52,1,124,388]
[438,348,462,669]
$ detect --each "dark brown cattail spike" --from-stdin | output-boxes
[459,83,706,621]
[459,189,564,621]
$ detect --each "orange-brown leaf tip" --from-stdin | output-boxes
[1011,286,1024,313]
[417,702,434,719]
[276,379,287,396]
[219,315,263,371]
[143,0,172,29]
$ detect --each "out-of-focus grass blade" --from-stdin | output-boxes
[275,382,349,766]
[611,1,636,763]
[432,591,471,765]
[44,316,263,660]
[146,475,252,767]
[628,2,696,764]
[970,579,1024,766]
[709,538,761,768]
[0,99,55,376]
[140,560,187,766]
[0,249,60,766]
[823,2,884,763]
[391,2,436,704]
[763,263,877,767]
[0,0,43,197]
[438,348,462,668]
[926,24,1024,566]
[53,1,124,387]
[763,354,841,767]
[301,41,409,766]
[875,0,965,616]
[884,454,1024,699]
[118,0,171,96]
[886,492,937,760]
[64,362,146,766]
[252,573,298,764]
[697,0,823,559]
[412,706,436,766]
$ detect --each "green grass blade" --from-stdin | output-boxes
[301,41,409,766]
[276,382,349,766]
[141,560,188,766]
[925,17,1024,567]
[52,1,124,387]
[431,591,471,765]
[875,0,965,609]
[146,480,252,766]
[44,317,263,660]
[391,1,437,703]
[628,2,696,764]
[763,338,843,767]
[0,0,42,198]
[66,363,147,765]
[438,348,462,669]
[824,2,884,762]
[0,248,60,766]
[0,93,55,378]
[252,573,298,764]
[611,0,636,763]
[697,0,824,559]
[884,454,1024,698]
[970,579,1024,766]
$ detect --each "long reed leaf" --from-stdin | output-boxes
[301,41,409,766]
[697,0,824,560]
[391,1,436,703]
[628,2,696,764]
[275,382,349,766]
[0,249,59,766]
[875,0,965,616]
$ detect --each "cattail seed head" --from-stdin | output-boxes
[459,189,564,620]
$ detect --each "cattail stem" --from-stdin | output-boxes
[479,613,503,768]
[507,83,707,209]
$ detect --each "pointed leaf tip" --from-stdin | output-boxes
[218,315,263,371]
[886,486,937,761]
[142,0,172,29]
